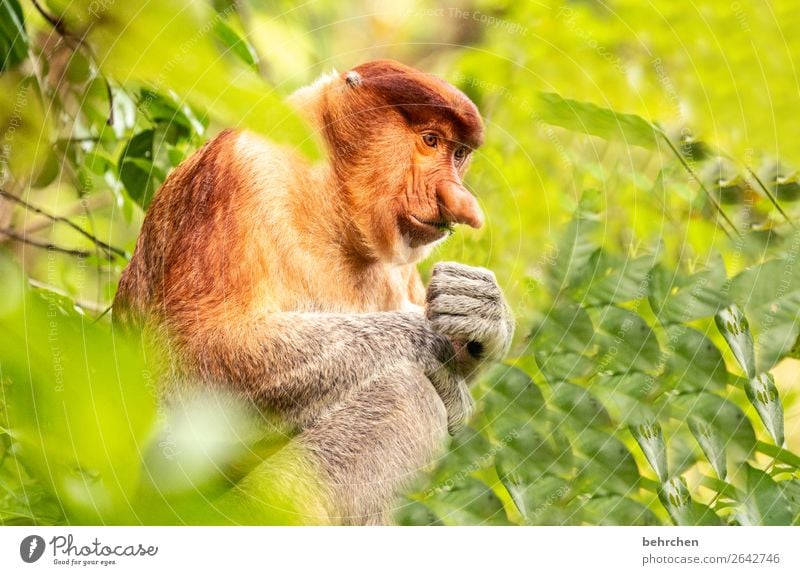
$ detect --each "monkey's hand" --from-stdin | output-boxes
[425,262,515,374]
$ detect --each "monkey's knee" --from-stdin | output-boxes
[302,367,449,524]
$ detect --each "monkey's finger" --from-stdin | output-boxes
[426,293,503,320]
[426,276,501,302]
[432,261,496,284]
[428,313,498,343]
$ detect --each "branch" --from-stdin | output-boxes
[0,189,127,258]
[0,227,97,258]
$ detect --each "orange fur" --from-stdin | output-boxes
[116,60,484,339]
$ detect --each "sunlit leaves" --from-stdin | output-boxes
[630,420,668,483]
[536,92,662,149]
[715,305,756,378]
[745,373,785,446]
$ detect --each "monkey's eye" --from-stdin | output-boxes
[454,146,468,163]
[422,133,438,148]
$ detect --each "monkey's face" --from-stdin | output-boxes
[338,61,486,263]
[395,127,483,251]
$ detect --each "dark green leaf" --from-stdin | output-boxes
[0,0,27,71]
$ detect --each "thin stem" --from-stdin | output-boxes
[0,189,127,258]
[0,227,97,258]
[659,132,740,238]
[746,167,795,228]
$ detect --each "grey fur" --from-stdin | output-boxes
[198,263,513,524]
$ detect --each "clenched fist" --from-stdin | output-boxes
[425,262,515,374]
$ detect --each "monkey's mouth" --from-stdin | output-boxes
[402,215,455,247]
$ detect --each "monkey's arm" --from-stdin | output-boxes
[192,311,472,434]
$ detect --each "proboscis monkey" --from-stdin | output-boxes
[114,60,514,524]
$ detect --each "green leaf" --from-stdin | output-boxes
[118,130,159,209]
[649,257,728,324]
[572,428,641,496]
[591,372,655,424]
[547,215,600,293]
[422,478,511,526]
[566,495,659,526]
[730,258,800,372]
[593,306,661,374]
[478,365,575,483]
[0,0,27,71]
[536,92,662,149]
[580,253,653,306]
[658,476,721,525]
[736,465,794,525]
[673,392,756,479]
[662,325,728,392]
[500,473,569,525]
[745,372,785,446]
[547,380,611,428]
[630,419,668,482]
[715,304,756,378]
[531,304,596,381]
[215,18,259,72]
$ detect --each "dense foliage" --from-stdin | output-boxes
[1,0,799,525]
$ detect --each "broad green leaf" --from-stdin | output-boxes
[745,373,785,446]
[662,325,728,392]
[566,495,659,526]
[531,304,596,380]
[423,478,511,526]
[673,393,756,479]
[572,428,640,496]
[0,0,26,71]
[649,257,728,324]
[591,372,655,425]
[729,258,800,371]
[593,306,660,374]
[715,305,756,378]
[658,476,721,526]
[736,465,794,525]
[631,420,668,482]
[118,130,159,209]
[547,380,611,428]
[547,215,600,293]
[0,256,156,523]
[580,253,654,306]
[536,92,661,149]
[501,473,569,525]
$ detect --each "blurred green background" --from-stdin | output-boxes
[1,0,799,525]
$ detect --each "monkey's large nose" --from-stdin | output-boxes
[437,181,484,229]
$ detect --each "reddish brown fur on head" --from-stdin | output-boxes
[296,59,485,262]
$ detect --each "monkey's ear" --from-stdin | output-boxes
[345,71,362,88]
